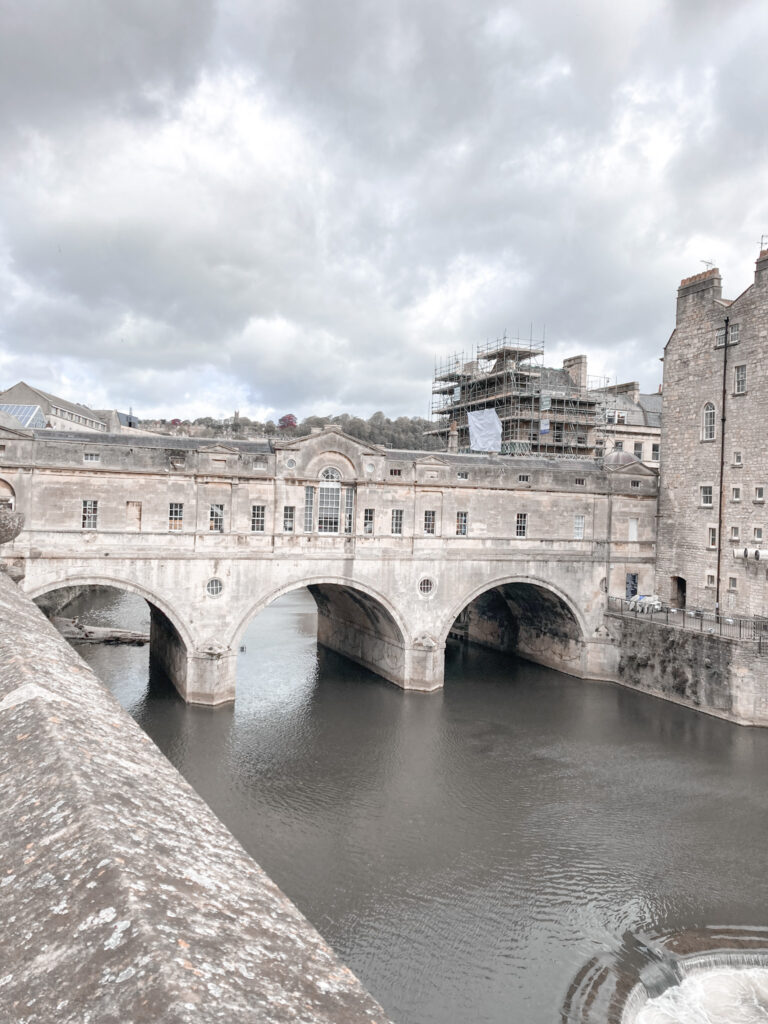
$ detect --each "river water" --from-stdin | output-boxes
[64,588,768,1024]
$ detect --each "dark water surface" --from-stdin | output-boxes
[66,588,768,1024]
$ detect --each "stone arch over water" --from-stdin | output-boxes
[440,575,588,679]
[231,577,409,690]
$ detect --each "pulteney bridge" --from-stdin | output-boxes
[0,423,657,704]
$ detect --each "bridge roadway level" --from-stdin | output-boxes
[0,423,659,705]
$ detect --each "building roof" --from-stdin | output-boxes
[0,382,105,425]
[31,430,272,453]
[0,404,46,429]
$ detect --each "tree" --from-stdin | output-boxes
[278,413,298,430]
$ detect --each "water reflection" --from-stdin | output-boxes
[66,587,768,1024]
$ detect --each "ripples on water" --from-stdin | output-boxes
[65,587,768,1024]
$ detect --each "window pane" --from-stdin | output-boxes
[251,504,265,532]
[456,511,468,536]
[391,509,403,535]
[318,483,340,532]
[304,487,315,532]
[209,503,224,532]
[169,502,183,531]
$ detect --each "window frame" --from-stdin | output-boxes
[391,508,403,535]
[81,499,98,530]
[515,512,528,538]
[251,504,266,533]
[209,503,225,533]
[169,502,184,531]
[702,402,716,441]
[456,510,468,536]
[424,509,436,535]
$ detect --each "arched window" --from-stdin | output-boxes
[318,467,342,532]
[702,402,716,441]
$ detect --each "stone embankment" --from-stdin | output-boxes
[0,572,392,1024]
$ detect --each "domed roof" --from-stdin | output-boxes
[603,449,641,468]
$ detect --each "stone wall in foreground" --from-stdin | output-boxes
[0,572,391,1024]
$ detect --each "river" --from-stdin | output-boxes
[63,587,768,1024]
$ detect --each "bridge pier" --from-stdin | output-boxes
[150,607,237,706]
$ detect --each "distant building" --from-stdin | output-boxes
[588,382,662,467]
[0,382,144,435]
[655,251,768,615]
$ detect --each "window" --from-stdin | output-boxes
[730,323,740,344]
[515,512,527,537]
[424,510,436,535]
[518,474,530,483]
[363,508,375,534]
[169,502,183,531]
[251,504,265,532]
[83,452,100,463]
[573,514,585,540]
[734,451,742,466]
[731,526,740,541]
[728,577,738,591]
[614,441,624,452]
[206,578,223,597]
[344,488,354,534]
[81,499,98,529]
[706,573,715,587]
[457,471,469,480]
[700,485,713,507]
[304,487,315,532]
[391,509,403,535]
[702,403,716,440]
[734,364,747,394]
[575,477,586,486]
[708,527,717,548]
[715,326,726,347]
[628,518,638,542]
[418,578,435,595]
[755,527,763,543]
[283,505,295,532]
[732,487,741,502]
[456,511,468,536]
[756,487,765,503]
[389,468,402,477]
[633,442,643,459]
[616,413,626,425]
[631,480,641,489]
[318,468,341,533]
[209,504,224,532]
[651,443,660,462]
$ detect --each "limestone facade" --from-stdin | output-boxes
[656,252,768,616]
[0,422,657,703]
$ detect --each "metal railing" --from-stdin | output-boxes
[607,595,768,651]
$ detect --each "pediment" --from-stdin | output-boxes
[199,444,240,455]
[275,428,384,457]
[610,460,658,477]
[414,454,448,467]
[0,424,32,440]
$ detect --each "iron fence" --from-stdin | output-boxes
[606,595,768,653]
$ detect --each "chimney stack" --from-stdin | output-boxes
[563,355,588,390]
[447,420,459,453]
[676,267,721,323]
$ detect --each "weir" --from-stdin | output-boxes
[0,571,391,1024]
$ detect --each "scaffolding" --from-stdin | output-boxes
[429,332,613,458]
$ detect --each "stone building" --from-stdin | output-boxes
[655,251,768,615]
[588,382,662,467]
[0,381,144,434]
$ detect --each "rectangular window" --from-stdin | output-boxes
[700,485,713,507]
[755,487,765,502]
[81,499,98,530]
[169,502,183,531]
[754,527,763,542]
[573,514,585,540]
[732,487,741,502]
[729,577,738,591]
[389,468,402,477]
[83,452,100,463]
[304,486,315,532]
[730,323,741,344]
[614,441,624,452]
[734,364,747,394]
[575,477,586,486]
[633,442,643,459]
[251,504,266,532]
[715,326,726,347]
[708,527,717,548]
[457,471,469,480]
[456,510,468,536]
[391,509,403,535]
[628,518,638,542]
[424,510,436,535]
[706,573,716,587]
[344,488,354,534]
[518,474,530,483]
[616,413,626,425]
[731,526,740,541]
[631,480,641,489]
[363,508,375,534]
[515,512,528,538]
[283,505,295,532]
[318,485,340,533]
[209,503,224,532]
[651,443,660,461]
[734,451,742,465]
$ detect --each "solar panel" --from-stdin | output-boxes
[0,404,47,428]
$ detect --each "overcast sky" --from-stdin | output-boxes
[1,1,767,422]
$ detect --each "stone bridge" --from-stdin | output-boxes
[0,423,658,704]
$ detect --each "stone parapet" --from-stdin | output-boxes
[0,573,391,1024]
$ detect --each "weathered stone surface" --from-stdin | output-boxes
[0,509,23,545]
[0,574,392,1024]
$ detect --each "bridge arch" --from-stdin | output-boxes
[440,575,588,678]
[231,576,409,689]
[26,574,194,652]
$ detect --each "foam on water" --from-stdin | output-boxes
[635,968,768,1023]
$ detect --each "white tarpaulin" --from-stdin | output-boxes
[468,409,502,452]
